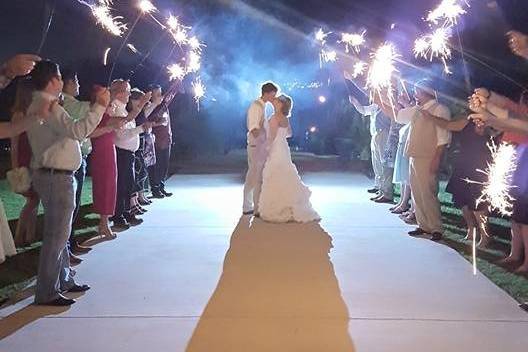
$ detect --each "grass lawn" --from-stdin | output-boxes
[0,173,527,304]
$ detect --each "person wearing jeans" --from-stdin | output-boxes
[26,60,109,306]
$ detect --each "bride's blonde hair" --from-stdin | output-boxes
[278,94,293,117]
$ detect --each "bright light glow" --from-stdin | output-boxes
[192,78,206,110]
[167,14,179,30]
[138,0,156,14]
[318,96,327,103]
[127,43,140,54]
[315,28,330,43]
[466,141,517,216]
[366,43,399,107]
[90,1,127,36]
[427,0,467,26]
[321,49,337,63]
[309,126,318,133]
[167,63,185,81]
[187,51,201,73]
[352,61,367,78]
[188,36,203,51]
[414,28,452,74]
[340,30,366,53]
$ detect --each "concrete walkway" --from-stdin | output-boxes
[1,172,527,351]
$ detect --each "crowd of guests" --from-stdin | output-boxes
[0,56,178,306]
[348,30,528,311]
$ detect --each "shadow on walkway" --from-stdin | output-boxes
[186,217,355,351]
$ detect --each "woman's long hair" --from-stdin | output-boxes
[11,78,34,116]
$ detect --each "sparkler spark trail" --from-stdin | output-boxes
[315,28,330,43]
[427,0,467,26]
[192,78,206,111]
[187,51,202,73]
[352,61,367,78]
[127,43,140,54]
[466,141,517,216]
[188,36,205,52]
[414,28,453,74]
[321,49,337,63]
[340,31,366,53]
[81,0,127,36]
[103,47,111,66]
[167,14,179,30]
[138,0,157,14]
[167,63,185,81]
[366,43,399,108]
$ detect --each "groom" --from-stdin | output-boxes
[242,82,279,215]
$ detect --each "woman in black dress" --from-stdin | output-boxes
[426,114,495,247]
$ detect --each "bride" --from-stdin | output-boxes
[258,94,320,223]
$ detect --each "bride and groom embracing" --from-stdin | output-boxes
[242,82,320,223]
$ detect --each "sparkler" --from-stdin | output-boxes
[192,78,206,111]
[127,43,140,54]
[340,30,366,53]
[321,49,337,63]
[465,141,517,216]
[167,63,185,81]
[414,28,453,74]
[187,51,202,73]
[315,28,330,43]
[366,43,399,108]
[352,61,367,78]
[90,0,127,36]
[426,0,467,26]
[188,36,205,52]
[107,0,156,85]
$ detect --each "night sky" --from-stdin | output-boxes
[0,0,527,110]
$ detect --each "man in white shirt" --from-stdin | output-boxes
[27,60,110,306]
[242,82,278,215]
[405,80,451,241]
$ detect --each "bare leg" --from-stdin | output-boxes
[515,224,528,273]
[98,215,115,239]
[461,206,476,241]
[392,183,411,212]
[499,221,524,265]
[14,195,40,246]
[475,210,492,248]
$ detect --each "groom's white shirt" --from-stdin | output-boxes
[247,98,266,146]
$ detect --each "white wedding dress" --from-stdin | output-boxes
[258,125,320,223]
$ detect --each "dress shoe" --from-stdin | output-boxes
[161,189,173,197]
[408,228,428,237]
[130,205,146,216]
[138,197,152,206]
[67,284,90,293]
[36,295,76,307]
[112,217,130,232]
[71,241,92,255]
[70,254,83,266]
[520,302,528,312]
[243,210,254,215]
[370,193,383,201]
[151,190,165,199]
[374,197,394,204]
[367,188,379,194]
[430,232,443,241]
[124,214,143,226]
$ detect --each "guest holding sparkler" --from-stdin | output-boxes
[0,54,41,90]
[61,69,94,264]
[391,90,418,218]
[348,84,392,202]
[406,79,451,241]
[26,60,110,306]
[111,88,152,226]
[146,84,173,199]
[91,79,135,236]
[426,110,495,247]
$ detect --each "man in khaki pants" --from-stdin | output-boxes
[242,82,278,215]
[405,80,451,241]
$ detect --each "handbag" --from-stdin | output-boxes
[6,167,32,194]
